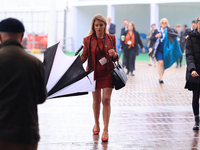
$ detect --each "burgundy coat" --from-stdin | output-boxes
[80,33,118,82]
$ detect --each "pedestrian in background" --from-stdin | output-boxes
[185,16,200,130]
[81,14,118,142]
[149,18,182,84]
[185,20,197,39]
[176,24,185,68]
[107,16,116,34]
[119,19,129,67]
[0,18,47,150]
[121,22,145,76]
[147,24,157,66]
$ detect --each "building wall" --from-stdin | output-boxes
[159,3,200,28]
[74,6,107,51]
[114,4,150,44]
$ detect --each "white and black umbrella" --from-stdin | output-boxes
[43,42,95,99]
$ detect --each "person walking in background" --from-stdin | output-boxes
[185,16,200,130]
[147,24,157,66]
[149,18,182,84]
[0,18,47,150]
[185,20,197,39]
[107,16,116,34]
[121,22,145,76]
[80,14,118,142]
[176,24,185,68]
[119,19,129,67]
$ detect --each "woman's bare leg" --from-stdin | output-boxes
[158,60,164,80]
[102,88,113,138]
[92,89,101,131]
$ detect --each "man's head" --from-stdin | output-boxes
[123,19,129,28]
[176,24,181,32]
[191,20,197,30]
[183,24,188,31]
[151,24,156,31]
[0,18,25,43]
[107,16,112,24]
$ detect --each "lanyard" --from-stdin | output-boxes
[96,35,105,57]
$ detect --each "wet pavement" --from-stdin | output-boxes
[33,54,198,150]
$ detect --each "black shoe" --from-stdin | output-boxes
[148,64,152,66]
[193,116,199,130]
[131,72,135,76]
[159,80,164,84]
[176,65,178,68]
[126,71,129,75]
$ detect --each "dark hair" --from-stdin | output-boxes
[151,24,156,27]
[192,20,197,24]
[184,24,188,28]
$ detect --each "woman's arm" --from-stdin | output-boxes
[112,36,119,61]
[137,31,144,49]
[80,38,89,63]
[186,35,196,73]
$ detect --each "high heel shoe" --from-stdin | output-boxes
[101,132,109,142]
[101,137,109,142]
[93,126,100,135]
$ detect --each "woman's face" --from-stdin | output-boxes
[128,23,133,31]
[161,20,167,29]
[94,19,105,35]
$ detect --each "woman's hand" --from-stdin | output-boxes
[155,33,162,38]
[108,49,117,58]
[142,48,145,53]
[191,71,199,77]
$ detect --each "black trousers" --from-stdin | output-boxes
[124,46,137,72]
[192,90,200,116]
[176,55,183,66]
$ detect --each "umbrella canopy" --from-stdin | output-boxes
[43,42,95,99]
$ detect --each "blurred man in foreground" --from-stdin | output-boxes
[0,18,47,150]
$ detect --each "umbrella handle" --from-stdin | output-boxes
[75,45,83,56]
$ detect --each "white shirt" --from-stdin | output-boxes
[161,28,166,39]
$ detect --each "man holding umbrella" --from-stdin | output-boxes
[0,18,47,150]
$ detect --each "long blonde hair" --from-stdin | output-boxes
[159,18,170,27]
[87,14,109,36]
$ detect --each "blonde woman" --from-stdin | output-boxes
[80,14,118,142]
[149,18,182,83]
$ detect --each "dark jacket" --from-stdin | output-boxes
[121,30,144,51]
[180,30,186,51]
[149,27,179,48]
[149,29,158,48]
[185,28,194,36]
[186,29,200,74]
[120,27,127,45]
[0,40,47,144]
[185,29,200,90]
[108,23,116,34]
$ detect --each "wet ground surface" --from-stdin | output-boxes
[33,54,198,150]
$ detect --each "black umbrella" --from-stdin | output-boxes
[43,42,95,99]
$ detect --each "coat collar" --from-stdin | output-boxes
[0,39,23,49]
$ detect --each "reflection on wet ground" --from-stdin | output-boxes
[36,60,197,150]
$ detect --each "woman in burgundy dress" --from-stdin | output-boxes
[80,14,118,142]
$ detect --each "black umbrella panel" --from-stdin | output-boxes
[43,42,95,99]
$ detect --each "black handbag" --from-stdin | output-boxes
[112,61,127,90]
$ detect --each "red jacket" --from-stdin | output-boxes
[80,33,118,81]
